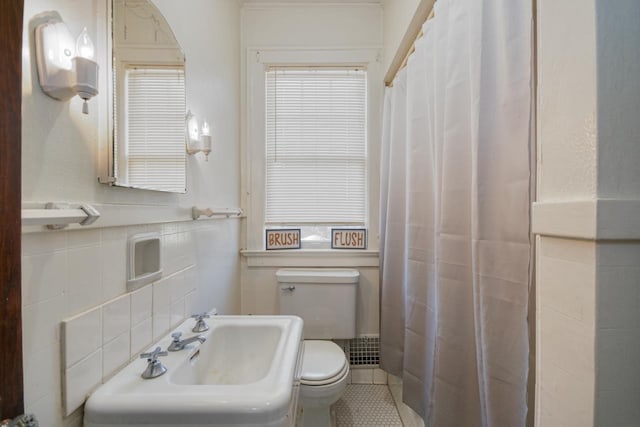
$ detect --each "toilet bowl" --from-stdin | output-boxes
[298,340,350,427]
[276,268,359,427]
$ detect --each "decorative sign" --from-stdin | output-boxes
[331,228,367,250]
[266,228,301,250]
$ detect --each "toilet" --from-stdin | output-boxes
[276,268,359,427]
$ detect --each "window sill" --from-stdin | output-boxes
[240,249,379,267]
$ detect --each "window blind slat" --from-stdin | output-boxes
[265,69,366,224]
[125,67,186,192]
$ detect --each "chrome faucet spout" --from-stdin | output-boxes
[168,331,206,351]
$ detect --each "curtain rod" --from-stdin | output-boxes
[384,0,436,87]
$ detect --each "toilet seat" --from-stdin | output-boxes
[300,340,348,386]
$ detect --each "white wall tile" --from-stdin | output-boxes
[598,328,640,391]
[351,368,373,384]
[538,306,594,381]
[101,239,127,302]
[64,349,102,416]
[66,245,103,315]
[131,317,153,358]
[171,271,185,303]
[22,251,66,306]
[103,331,130,380]
[170,298,185,327]
[598,241,640,266]
[162,232,180,275]
[387,373,402,386]
[153,306,171,341]
[67,229,101,249]
[103,294,131,343]
[183,230,196,267]
[153,277,172,313]
[22,295,65,357]
[131,285,152,326]
[101,227,127,243]
[596,391,640,426]
[22,231,67,256]
[23,343,60,409]
[184,265,197,294]
[184,291,196,317]
[25,391,63,427]
[162,223,180,235]
[373,368,388,385]
[596,266,640,329]
[62,306,102,369]
[537,360,594,427]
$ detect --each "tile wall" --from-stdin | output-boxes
[536,236,596,426]
[595,242,640,425]
[60,265,196,415]
[21,220,237,427]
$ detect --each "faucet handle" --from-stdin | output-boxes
[191,312,211,332]
[191,312,211,321]
[139,347,168,379]
[171,331,182,342]
[140,346,168,362]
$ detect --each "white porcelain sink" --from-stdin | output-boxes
[84,315,303,427]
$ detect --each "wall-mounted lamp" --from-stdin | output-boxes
[35,14,99,114]
[186,110,212,161]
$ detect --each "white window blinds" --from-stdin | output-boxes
[125,67,186,192]
[265,68,367,224]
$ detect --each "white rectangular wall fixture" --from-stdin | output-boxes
[127,233,162,292]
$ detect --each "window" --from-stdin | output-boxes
[121,66,186,192]
[265,68,367,242]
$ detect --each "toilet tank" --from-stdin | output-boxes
[277,269,359,339]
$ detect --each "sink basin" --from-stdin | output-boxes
[84,315,303,427]
[171,323,284,386]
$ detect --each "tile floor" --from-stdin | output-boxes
[333,384,403,426]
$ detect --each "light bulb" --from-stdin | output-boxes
[201,121,210,136]
[75,27,95,60]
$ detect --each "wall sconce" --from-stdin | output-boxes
[186,110,212,161]
[35,15,99,114]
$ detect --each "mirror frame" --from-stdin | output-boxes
[99,0,187,193]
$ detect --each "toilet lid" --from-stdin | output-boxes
[301,340,348,384]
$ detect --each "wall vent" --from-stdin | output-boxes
[335,335,380,367]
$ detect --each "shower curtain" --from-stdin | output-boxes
[379,0,533,426]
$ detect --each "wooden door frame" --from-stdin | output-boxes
[0,0,24,420]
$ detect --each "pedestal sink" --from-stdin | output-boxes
[84,315,304,427]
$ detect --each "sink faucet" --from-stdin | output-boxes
[191,312,211,332]
[140,347,168,379]
[168,331,206,351]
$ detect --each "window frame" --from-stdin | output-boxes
[244,48,382,251]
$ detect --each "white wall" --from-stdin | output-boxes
[381,0,420,75]
[21,1,241,425]
[239,2,383,335]
[535,0,640,425]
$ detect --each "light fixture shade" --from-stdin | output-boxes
[201,121,210,136]
[75,27,95,60]
[34,14,99,113]
[186,110,202,154]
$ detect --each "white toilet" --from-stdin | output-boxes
[276,268,359,427]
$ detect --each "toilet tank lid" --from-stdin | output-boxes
[276,268,359,284]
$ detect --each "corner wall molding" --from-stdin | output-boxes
[532,199,640,240]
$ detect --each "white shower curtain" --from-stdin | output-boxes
[379,0,533,426]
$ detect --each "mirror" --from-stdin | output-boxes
[106,0,187,193]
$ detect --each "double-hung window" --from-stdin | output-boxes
[264,67,367,246]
